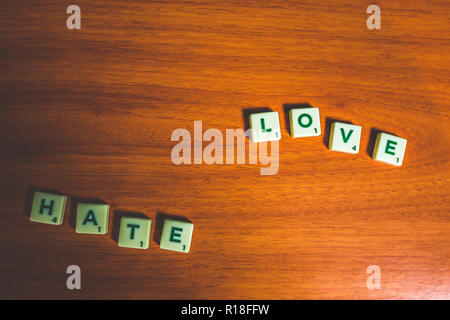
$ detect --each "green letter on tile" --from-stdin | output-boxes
[260,118,272,133]
[298,114,313,128]
[340,128,353,143]
[82,210,98,225]
[385,140,397,155]
[39,199,55,216]
[127,224,140,240]
[170,226,183,243]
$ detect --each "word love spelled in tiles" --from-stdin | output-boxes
[251,107,407,166]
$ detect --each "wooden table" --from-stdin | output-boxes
[0,0,448,299]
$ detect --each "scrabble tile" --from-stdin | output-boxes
[160,219,194,253]
[372,132,407,166]
[329,122,362,154]
[289,107,321,138]
[118,217,151,249]
[249,111,281,143]
[75,203,109,234]
[30,192,67,225]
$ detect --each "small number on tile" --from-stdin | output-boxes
[98,226,101,232]
[52,217,57,223]
[183,245,186,251]
[140,241,143,247]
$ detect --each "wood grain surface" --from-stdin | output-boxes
[0,0,449,299]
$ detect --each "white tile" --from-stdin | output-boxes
[30,192,67,225]
[289,107,321,138]
[75,203,109,234]
[372,132,407,166]
[160,219,194,253]
[118,217,151,249]
[329,122,362,154]
[249,111,281,143]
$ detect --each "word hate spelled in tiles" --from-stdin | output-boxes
[29,193,193,254]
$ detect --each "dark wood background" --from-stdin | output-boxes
[0,0,448,299]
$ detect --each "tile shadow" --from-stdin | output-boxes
[69,196,108,231]
[282,103,312,136]
[111,210,150,243]
[322,117,354,149]
[23,186,65,218]
[153,212,192,245]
